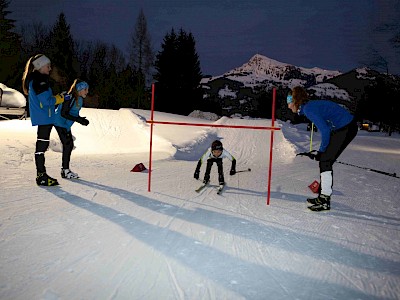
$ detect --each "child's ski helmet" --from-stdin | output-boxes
[211,140,223,151]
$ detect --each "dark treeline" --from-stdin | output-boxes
[1,0,399,130]
[2,13,142,109]
[1,1,202,114]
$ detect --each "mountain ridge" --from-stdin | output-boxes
[203,54,342,89]
[199,54,400,120]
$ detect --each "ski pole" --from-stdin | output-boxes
[310,122,314,151]
[236,168,251,173]
[337,161,399,179]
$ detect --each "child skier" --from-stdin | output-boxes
[54,79,90,179]
[22,54,66,186]
[194,140,236,185]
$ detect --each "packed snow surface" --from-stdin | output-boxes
[1,107,400,300]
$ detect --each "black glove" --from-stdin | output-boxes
[230,159,236,175]
[194,160,202,180]
[296,150,321,161]
[77,117,89,126]
[313,151,321,161]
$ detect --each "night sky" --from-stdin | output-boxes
[8,0,400,76]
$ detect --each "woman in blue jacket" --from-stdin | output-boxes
[288,86,358,211]
[22,54,66,186]
[54,79,90,179]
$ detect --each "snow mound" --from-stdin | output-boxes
[0,83,26,107]
[188,110,220,121]
[0,106,297,165]
[50,108,174,155]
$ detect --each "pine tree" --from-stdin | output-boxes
[128,9,154,108]
[116,65,136,108]
[88,42,108,108]
[47,13,79,90]
[129,9,153,77]
[154,28,203,115]
[0,0,21,83]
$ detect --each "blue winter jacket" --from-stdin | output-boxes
[298,100,354,152]
[28,71,57,126]
[54,96,83,132]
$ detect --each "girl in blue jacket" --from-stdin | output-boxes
[54,79,90,179]
[288,86,358,211]
[22,54,66,186]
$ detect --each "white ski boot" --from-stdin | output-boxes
[61,168,79,179]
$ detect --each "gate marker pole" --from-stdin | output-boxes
[267,88,276,205]
[147,85,280,206]
[147,83,155,192]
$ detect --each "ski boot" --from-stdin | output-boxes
[218,174,225,186]
[36,172,59,186]
[61,168,79,179]
[203,173,210,184]
[307,194,330,211]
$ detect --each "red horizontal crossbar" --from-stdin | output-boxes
[147,84,278,206]
[146,120,281,131]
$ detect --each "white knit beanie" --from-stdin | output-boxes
[32,55,51,70]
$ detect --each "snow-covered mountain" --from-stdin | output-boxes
[200,54,347,118]
[202,54,341,89]
[200,54,400,119]
[223,54,341,88]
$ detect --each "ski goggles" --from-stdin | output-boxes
[286,95,293,104]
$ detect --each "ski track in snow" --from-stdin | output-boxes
[1,109,400,299]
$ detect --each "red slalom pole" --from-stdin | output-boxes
[267,88,276,205]
[148,83,155,192]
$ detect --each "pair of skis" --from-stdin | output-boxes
[195,182,225,195]
[195,168,251,195]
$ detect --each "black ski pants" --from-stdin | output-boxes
[35,124,74,173]
[319,119,358,173]
[204,158,224,183]
[35,124,53,173]
[55,126,74,169]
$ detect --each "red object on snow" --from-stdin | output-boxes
[308,180,320,194]
[131,163,147,172]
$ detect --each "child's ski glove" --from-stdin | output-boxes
[54,91,71,105]
[77,116,89,126]
[230,159,237,175]
[54,93,65,105]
